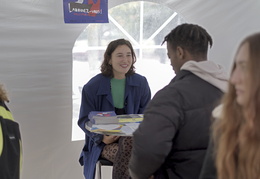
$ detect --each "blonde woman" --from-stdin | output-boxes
[200,32,260,179]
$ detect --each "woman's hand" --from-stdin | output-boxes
[102,135,120,144]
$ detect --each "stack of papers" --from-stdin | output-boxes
[88,111,117,124]
[86,111,143,136]
[86,122,141,136]
[89,111,143,125]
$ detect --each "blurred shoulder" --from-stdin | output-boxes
[87,73,108,83]
[128,73,148,82]
[84,74,109,89]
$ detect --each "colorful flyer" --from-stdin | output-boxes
[63,0,108,23]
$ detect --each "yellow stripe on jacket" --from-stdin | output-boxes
[0,105,14,156]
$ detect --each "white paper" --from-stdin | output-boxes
[92,124,121,130]
[121,123,140,134]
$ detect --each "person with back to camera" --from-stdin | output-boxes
[129,23,229,179]
[78,38,151,179]
[199,32,260,179]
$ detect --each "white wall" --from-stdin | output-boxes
[0,0,259,178]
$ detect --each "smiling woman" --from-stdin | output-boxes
[108,45,133,78]
[77,38,151,179]
[101,39,136,79]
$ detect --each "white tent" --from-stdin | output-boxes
[0,0,259,178]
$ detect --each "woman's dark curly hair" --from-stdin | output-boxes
[101,39,136,77]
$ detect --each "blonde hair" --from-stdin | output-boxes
[213,33,260,179]
[0,84,9,102]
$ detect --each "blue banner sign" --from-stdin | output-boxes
[63,0,108,23]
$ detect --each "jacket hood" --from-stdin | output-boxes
[212,104,223,119]
[181,60,229,93]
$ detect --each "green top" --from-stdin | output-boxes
[110,78,126,109]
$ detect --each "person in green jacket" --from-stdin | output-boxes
[0,84,22,179]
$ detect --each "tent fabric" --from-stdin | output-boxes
[0,0,259,178]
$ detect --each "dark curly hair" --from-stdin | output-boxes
[162,23,213,58]
[101,39,136,77]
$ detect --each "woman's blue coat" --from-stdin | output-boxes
[78,73,151,179]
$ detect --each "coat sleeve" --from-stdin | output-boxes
[77,84,103,145]
[129,87,183,179]
[199,138,217,179]
[138,77,151,114]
